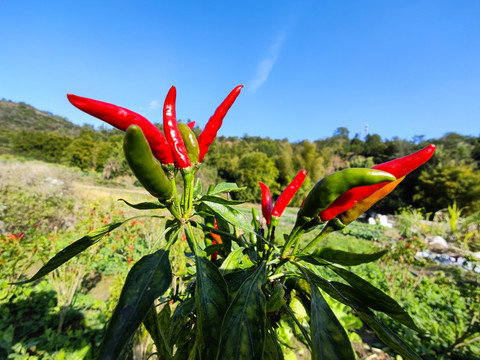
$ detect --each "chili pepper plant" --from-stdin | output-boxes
[14,85,436,360]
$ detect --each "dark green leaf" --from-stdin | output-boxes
[224,268,257,296]
[97,249,172,360]
[217,263,266,360]
[200,195,245,205]
[306,274,355,360]
[297,248,387,266]
[143,305,173,360]
[204,244,224,256]
[329,265,420,331]
[118,198,165,210]
[195,256,229,359]
[170,298,195,348]
[263,326,284,360]
[355,308,422,360]
[266,283,286,313]
[202,201,253,233]
[12,220,127,284]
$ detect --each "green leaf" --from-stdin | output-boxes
[200,195,246,205]
[223,268,257,296]
[263,326,284,360]
[217,263,267,360]
[297,248,387,266]
[118,198,166,210]
[209,182,245,195]
[355,308,422,360]
[143,305,173,360]
[266,283,286,313]
[97,249,172,360]
[12,220,128,285]
[220,247,247,272]
[306,273,355,360]
[193,178,202,198]
[329,265,420,331]
[195,256,229,359]
[204,244,224,256]
[202,201,253,234]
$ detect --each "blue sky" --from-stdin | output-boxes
[1,1,479,142]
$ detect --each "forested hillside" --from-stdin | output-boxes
[1,99,479,215]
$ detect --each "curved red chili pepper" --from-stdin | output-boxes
[272,170,307,218]
[210,219,221,261]
[259,182,274,225]
[198,85,243,162]
[163,86,191,169]
[187,121,196,130]
[67,94,174,165]
[319,144,436,221]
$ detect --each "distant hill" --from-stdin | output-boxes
[0,99,81,137]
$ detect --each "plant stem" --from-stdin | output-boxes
[280,225,305,258]
[298,224,335,255]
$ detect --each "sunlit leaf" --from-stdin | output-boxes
[202,201,253,233]
[297,248,387,266]
[118,198,166,210]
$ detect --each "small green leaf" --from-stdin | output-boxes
[118,198,166,210]
[217,263,267,360]
[193,178,202,198]
[12,220,129,284]
[210,182,245,195]
[195,256,229,359]
[200,195,245,205]
[297,248,387,266]
[329,265,420,331]
[306,273,355,360]
[97,249,172,360]
[220,247,246,272]
[266,283,286,313]
[202,201,253,233]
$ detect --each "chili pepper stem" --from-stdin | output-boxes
[181,170,194,218]
[184,221,199,256]
[298,223,336,255]
[280,225,305,258]
[169,177,182,217]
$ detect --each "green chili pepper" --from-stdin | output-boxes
[178,123,200,165]
[296,168,396,226]
[123,125,173,202]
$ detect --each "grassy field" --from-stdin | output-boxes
[1,158,479,359]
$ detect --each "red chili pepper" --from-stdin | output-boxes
[272,170,307,218]
[163,86,191,169]
[319,144,436,221]
[187,121,196,130]
[259,182,274,225]
[259,170,307,225]
[198,85,243,162]
[67,94,174,165]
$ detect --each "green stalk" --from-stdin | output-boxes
[184,221,199,256]
[182,170,194,218]
[169,177,182,217]
[280,225,305,258]
[298,223,335,255]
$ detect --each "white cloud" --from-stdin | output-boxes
[250,35,285,93]
[149,99,160,109]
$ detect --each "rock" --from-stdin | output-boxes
[428,236,448,250]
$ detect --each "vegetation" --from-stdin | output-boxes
[1,159,478,359]
[1,100,480,216]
